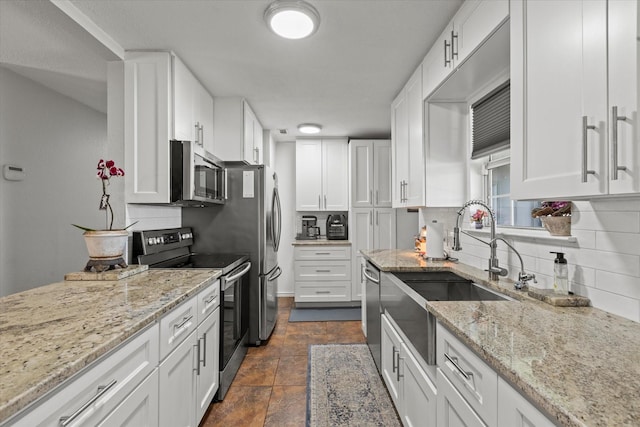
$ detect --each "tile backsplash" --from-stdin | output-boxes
[431,198,640,323]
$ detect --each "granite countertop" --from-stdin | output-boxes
[361,249,640,427]
[0,268,222,423]
[292,238,351,246]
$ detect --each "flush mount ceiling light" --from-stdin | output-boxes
[297,123,322,134]
[264,0,320,40]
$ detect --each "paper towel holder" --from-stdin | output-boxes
[424,220,448,261]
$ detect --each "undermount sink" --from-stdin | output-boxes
[391,271,512,302]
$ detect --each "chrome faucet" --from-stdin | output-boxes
[452,200,536,289]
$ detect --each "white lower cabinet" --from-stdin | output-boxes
[9,324,159,427]
[437,369,487,427]
[381,314,437,427]
[159,282,221,427]
[294,246,352,304]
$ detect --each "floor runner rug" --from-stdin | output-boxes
[307,344,401,426]
[289,307,361,322]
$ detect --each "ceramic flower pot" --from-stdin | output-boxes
[540,216,571,236]
[83,230,128,259]
[474,221,483,229]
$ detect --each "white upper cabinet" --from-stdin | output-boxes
[511,0,639,200]
[392,65,425,208]
[351,140,392,208]
[213,97,264,164]
[124,51,213,204]
[423,0,509,100]
[296,138,349,211]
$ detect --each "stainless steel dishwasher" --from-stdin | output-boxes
[363,261,381,373]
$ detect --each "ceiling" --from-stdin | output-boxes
[0,0,463,141]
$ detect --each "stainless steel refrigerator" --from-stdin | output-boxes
[183,164,282,345]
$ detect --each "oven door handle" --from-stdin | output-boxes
[267,266,282,282]
[225,261,252,283]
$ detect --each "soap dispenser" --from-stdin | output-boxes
[550,251,568,294]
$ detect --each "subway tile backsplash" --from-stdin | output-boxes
[430,199,640,323]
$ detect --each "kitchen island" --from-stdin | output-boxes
[0,268,221,423]
[362,249,640,427]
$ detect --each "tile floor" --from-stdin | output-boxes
[200,297,366,426]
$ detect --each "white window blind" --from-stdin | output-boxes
[471,81,510,159]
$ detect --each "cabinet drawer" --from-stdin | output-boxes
[437,368,487,427]
[196,279,220,325]
[294,260,351,281]
[295,281,351,302]
[294,246,351,260]
[160,296,198,360]
[437,324,497,427]
[13,324,159,427]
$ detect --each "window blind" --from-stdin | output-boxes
[471,81,510,159]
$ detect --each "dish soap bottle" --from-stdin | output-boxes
[550,251,568,294]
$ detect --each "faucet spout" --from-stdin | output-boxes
[453,200,500,280]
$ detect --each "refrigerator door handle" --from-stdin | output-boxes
[272,187,282,252]
[267,266,282,281]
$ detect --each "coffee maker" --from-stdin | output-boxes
[300,215,320,240]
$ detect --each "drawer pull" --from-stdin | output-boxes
[59,379,117,426]
[392,346,399,374]
[444,352,473,382]
[397,356,404,382]
[315,290,331,294]
[315,269,331,273]
[174,314,193,330]
[205,294,217,304]
[315,252,331,255]
[194,339,201,375]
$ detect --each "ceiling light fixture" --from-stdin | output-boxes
[264,0,320,40]
[297,123,322,134]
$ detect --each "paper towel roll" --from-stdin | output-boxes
[426,221,445,260]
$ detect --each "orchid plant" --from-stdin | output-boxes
[73,159,135,232]
[531,201,571,218]
[470,209,488,223]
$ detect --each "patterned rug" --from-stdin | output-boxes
[307,344,401,426]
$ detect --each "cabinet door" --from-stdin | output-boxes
[406,65,425,207]
[381,314,403,406]
[243,102,256,164]
[437,370,487,427]
[422,24,455,100]
[322,139,349,211]
[497,377,554,427]
[351,141,374,208]
[124,51,172,204]
[391,91,409,207]
[253,118,264,164]
[373,140,392,207]
[373,208,396,250]
[453,0,508,65]
[195,308,220,423]
[173,55,195,142]
[401,342,437,427]
[295,139,322,210]
[351,208,374,300]
[511,0,607,200]
[608,0,639,194]
[159,330,197,427]
[97,370,159,427]
[195,81,214,154]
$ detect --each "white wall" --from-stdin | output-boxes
[274,141,296,296]
[442,199,640,323]
[0,67,110,295]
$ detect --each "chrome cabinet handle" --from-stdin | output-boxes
[370,190,373,205]
[194,122,200,146]
[376,211,379,225]
[199,124,204,147]
[315,269,331,273]
[392,346,399,373]
[318,195,321,210]
[611,106,628,180]
[194,340,201,375]
[174,314,193,330]
[451,31,458,60]
[397,356,404,382]
[315,252,331,255]
[315,290,331,294]
[59,379,117,426]
[205,294,217,305]
[444,39,451,67]
[370,212,373,226]
[444,352,472,381]
[201,332,207,367]
[376,190,379,205]
[582,116,597,182]
[324,195,327,210]
[360,263,364,283]
[254,147,259,164]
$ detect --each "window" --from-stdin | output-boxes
[485,155,542,228]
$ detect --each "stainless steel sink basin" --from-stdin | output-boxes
[392,271,512,302]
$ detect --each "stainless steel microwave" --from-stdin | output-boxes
[170,140,225,206]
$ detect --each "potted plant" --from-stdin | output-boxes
[531,201,571,236]
[73,159,136,269]
[470,209,487,229]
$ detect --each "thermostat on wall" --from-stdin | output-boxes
[3,164,25,181]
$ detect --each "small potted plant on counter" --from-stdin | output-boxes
[73,159,136,271]
[531,201,571,236]
[471,209,487,229]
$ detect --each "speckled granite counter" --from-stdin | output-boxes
[361,249,640,427]
[292,238,351,246]
[0,269,222,423]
